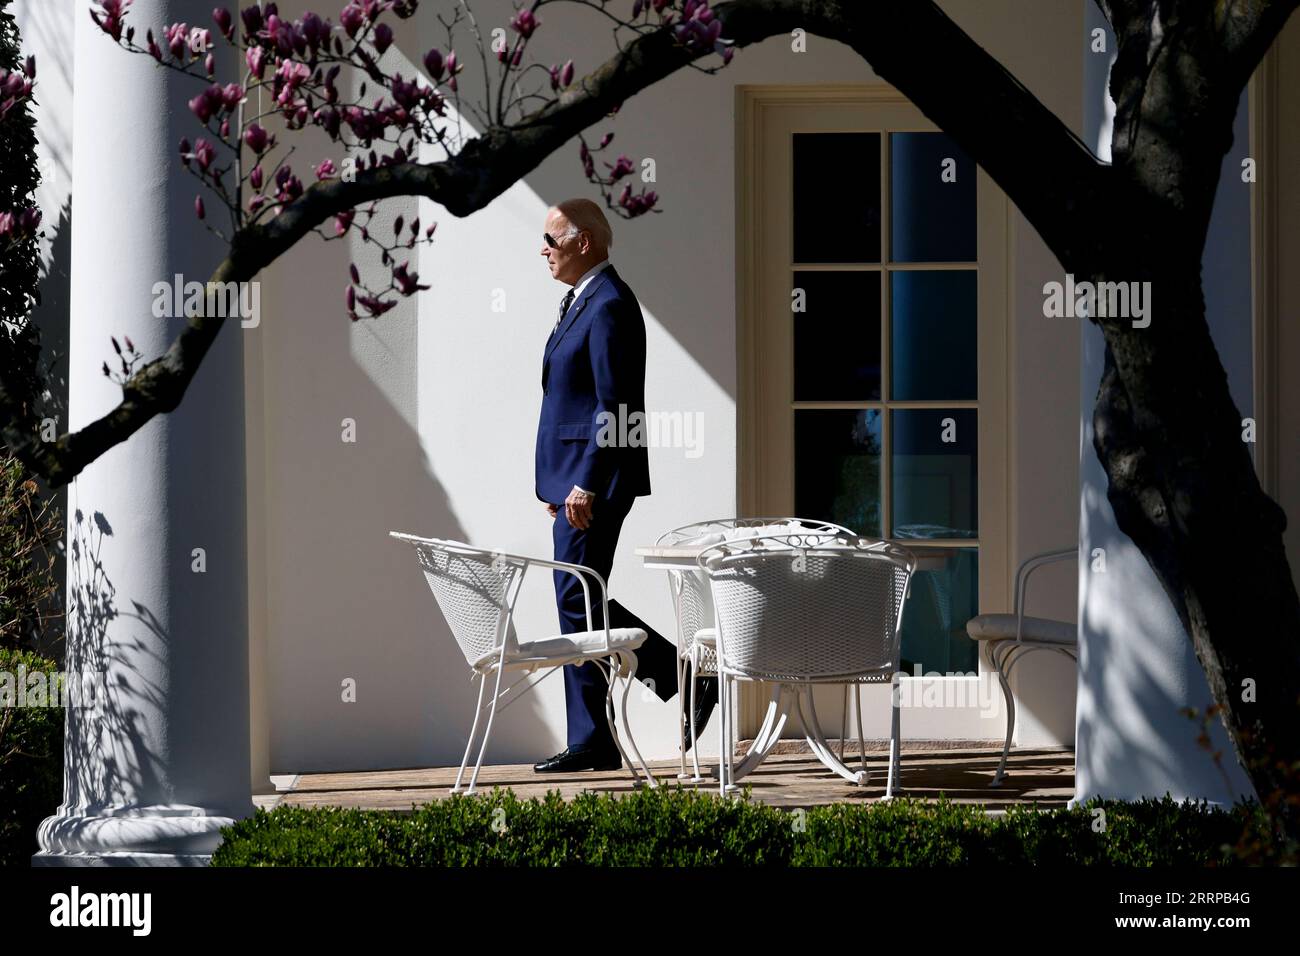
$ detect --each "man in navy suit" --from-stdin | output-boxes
[533,198,716,773]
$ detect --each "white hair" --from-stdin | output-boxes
[555,198,613,251]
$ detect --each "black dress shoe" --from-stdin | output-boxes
[682,676,719,752]
[533,746,622,773]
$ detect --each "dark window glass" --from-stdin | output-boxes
[898,548,980,674]
[793,270,881,401]
[890,271,977,401]
[890,132,976,263]
[793,133,881,263]
[794,409,882,536]
[890,408,977,539]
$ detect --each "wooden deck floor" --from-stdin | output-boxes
[259,746,1075,812]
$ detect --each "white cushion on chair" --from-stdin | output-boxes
[966,614,1076,645]
[693,627,716,647]
[513,627,648,662]
[674,530,728,548]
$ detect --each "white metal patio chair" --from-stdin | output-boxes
[698,532,916,797]
[655,517,853,782]
[389,532,658,795]
[965,547,1078,786]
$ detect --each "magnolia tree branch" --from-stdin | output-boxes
[1091,0,1149,35]
[1220,0,1300,80]
[0,0,1142,487]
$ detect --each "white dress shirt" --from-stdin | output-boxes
[565,259,611,498]
[572,258,610,302]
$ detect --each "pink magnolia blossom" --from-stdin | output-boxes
[192,138,216,171]
[510,9,540,39]
[212,7,233,40]
[423,47,443,80]
[165,22,189,59]
[243,123,269,153]
[607,155,635,181]
[276,58,310,91]
[246,45,267,79]
[240,5,263,38]
[340,3,365,38]
[90,1,133,44]
[300,13,328,50]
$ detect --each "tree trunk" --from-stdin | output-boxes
[1090,257,1300,844]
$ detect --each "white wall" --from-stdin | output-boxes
[211,0,1090,775]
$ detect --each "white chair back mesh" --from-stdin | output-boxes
[702,537,912,681]
[659,518,856,673]
[397,537,521,667]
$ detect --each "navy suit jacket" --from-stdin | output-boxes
[536,264,652,505]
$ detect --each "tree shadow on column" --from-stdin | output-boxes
[56,508,166,816]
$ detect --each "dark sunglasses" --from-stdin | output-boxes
[544,229,584,249]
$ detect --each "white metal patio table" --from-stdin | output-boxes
[636,534,937,789]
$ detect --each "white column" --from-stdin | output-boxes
[34,0,252,864]
[1073,7,1255,808]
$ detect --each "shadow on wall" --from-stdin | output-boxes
[259,218,551,772]
[1077,477,1253,806]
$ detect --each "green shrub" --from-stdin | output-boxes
[211,786,1272,867]
[0,646,63,867]
[0,454,62,655]
[0,0,47,438]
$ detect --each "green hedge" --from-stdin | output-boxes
[0,647,63,867]
[212,786,1281,867]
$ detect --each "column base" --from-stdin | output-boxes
[34,804,251,863]
[32,851,214,867]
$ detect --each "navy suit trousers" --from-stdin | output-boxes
[551,495,679,750]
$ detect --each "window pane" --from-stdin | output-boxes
[899,548,979,674]
[793,133,881,263]
[890,271,977,401]
[891,408,977,538]
[794,409,882,536]
[890,132,976,263]
[793,270,881,401]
